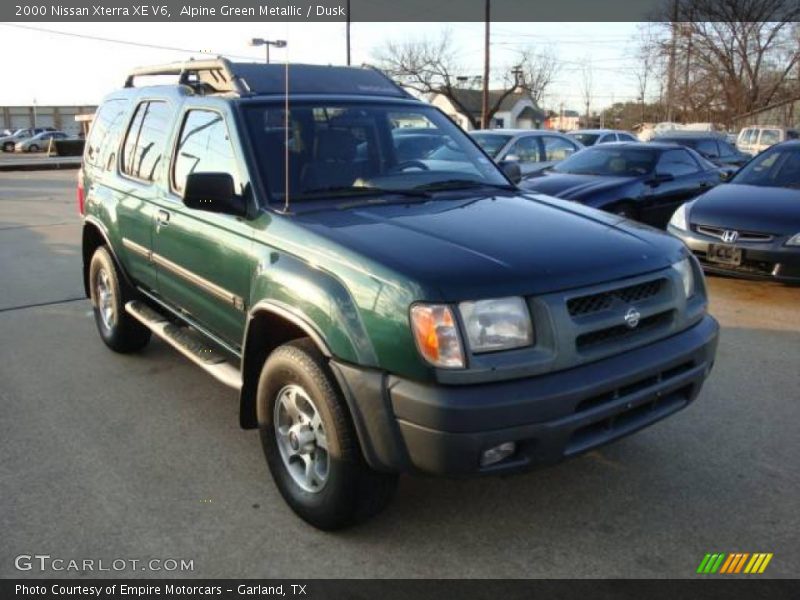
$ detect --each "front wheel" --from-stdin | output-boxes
[27,144,39,153]
[258,339,397,530]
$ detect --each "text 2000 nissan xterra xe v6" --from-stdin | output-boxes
[79,60,718,529]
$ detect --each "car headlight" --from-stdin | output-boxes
[669,203,689,230]
[459,296,533,353]
[410,304,465,368]
[786,233,800,247]
[672,257,696,298]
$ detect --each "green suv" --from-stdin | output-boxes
[79,59,719,529]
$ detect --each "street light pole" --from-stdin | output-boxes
[249,38,288,64]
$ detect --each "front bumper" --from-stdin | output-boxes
[331,315,719,477]
[669,225,800,282]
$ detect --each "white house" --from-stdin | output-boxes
[429,88,545,130]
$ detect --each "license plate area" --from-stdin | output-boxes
[708,244,742,265]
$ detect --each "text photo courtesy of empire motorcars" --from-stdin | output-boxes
[0,0,798,597]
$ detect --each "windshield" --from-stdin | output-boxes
[568,133,600,146]
[244,102,509,204]
[470,133,513,158]
[732,145,800,188]
[552,146,657,176]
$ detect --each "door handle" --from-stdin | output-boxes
[156,209,171,226]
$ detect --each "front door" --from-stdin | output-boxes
[151,107,253,347]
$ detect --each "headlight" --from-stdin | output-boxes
[786,233,800,247]
[459,296,533,353]
[669,203,689,230]
[672,257,696,298]
[410,304,464,368]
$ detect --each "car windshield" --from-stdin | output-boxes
[244,102,509,205]
[470,133,513,158]
[569,133,601,146]
[732,145,800,188]
[552,146,657,176]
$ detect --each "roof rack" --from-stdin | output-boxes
[123,58,412,99]
[124,57,250,95]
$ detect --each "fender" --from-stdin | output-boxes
[82,215,135,295]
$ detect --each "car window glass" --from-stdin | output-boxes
[507,136,541,163]
[173,109,240,194]
[244,103,507,203]
[718,141,737,158]
[121,101,171,182]
[471,133,512,158]
[747,129,759,144]
[759,129,780,146]
[696,139,719,157]
[542,136,577,161]
[618,133,637,142]
[734,147,800,187]
[85,100,127,170]
[554,146,657,176]
[655,149,701,177]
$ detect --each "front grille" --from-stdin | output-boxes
[576,310,674,351]
[695,224,774,243]
[567,279,665,317]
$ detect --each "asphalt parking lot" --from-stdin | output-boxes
[1,170,798,579]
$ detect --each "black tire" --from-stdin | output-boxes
[2,142,14,152]
[258,339,398,530]
[28,144,39,153]
[88,246,151,353]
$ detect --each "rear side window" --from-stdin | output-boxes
[172,109,240,194]
[121,101,171,182]
[760,129,781,146]
[695,139,719,157]
[84,99,127,169]
[542,136,578,161]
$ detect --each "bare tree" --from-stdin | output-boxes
[374,32,558,129]
[662,0,800,123]
[633,24,663,124]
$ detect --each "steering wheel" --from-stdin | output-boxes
[389,160,430,173]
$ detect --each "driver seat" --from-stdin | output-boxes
[301,129,360,191]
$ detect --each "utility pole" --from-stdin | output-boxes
[665,0,679,123]
[481,0,490,129]
[346,0,351,66]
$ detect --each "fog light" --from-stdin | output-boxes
[480,442,516,467]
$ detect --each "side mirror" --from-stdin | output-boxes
[498,160,522,184]
[648,172,674,186]
[183,172,247,217]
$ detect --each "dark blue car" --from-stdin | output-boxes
[668,141,800,282]
[520,142,723,227]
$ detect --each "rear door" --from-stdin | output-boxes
[540,135,580,171]
[114,99,173,291]
[150,104,254,347]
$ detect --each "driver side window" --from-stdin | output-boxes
[656,149,701,177]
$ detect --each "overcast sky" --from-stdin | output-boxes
[0,21,650,112]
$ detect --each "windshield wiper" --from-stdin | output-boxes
[293,186,431,201]
[413,179,516,192]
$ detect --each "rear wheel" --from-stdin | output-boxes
[258,339,398,530]
[89,246,151,353]
[28,144,39,153]
[3,142,14,152]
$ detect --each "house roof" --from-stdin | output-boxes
[441,88,544,118]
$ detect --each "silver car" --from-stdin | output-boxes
[15,131,69,153]
[469,129,583,178]
[567,129,639,146]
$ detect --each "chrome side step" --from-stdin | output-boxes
[125,301,242,390]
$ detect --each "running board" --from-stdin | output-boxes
[125,301,242,390]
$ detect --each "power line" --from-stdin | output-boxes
[0,23,257,60]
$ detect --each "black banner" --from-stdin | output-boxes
[3,579,800,600]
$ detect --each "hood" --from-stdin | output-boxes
[295,193,682,300]
[520,172,636,201]
[689,184,800,235]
